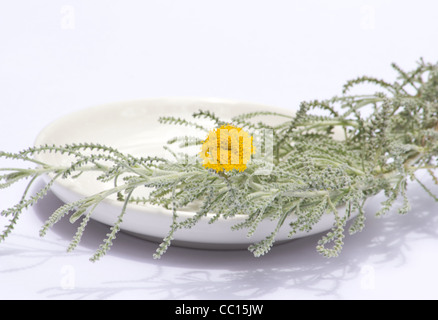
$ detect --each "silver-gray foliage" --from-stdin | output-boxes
[1,59,437,261]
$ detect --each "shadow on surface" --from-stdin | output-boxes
[11,176,438,299]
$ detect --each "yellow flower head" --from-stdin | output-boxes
[199,124,255,172]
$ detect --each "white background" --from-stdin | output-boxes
[1,0,438,300]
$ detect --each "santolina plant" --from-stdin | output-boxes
[1,58,437,261]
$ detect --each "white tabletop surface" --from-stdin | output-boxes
[1,0,438,300]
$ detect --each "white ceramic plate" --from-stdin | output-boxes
[34,98,350,249]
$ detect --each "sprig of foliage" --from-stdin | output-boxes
[1,58,438,261]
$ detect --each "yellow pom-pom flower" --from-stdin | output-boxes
[199,124,255,173]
